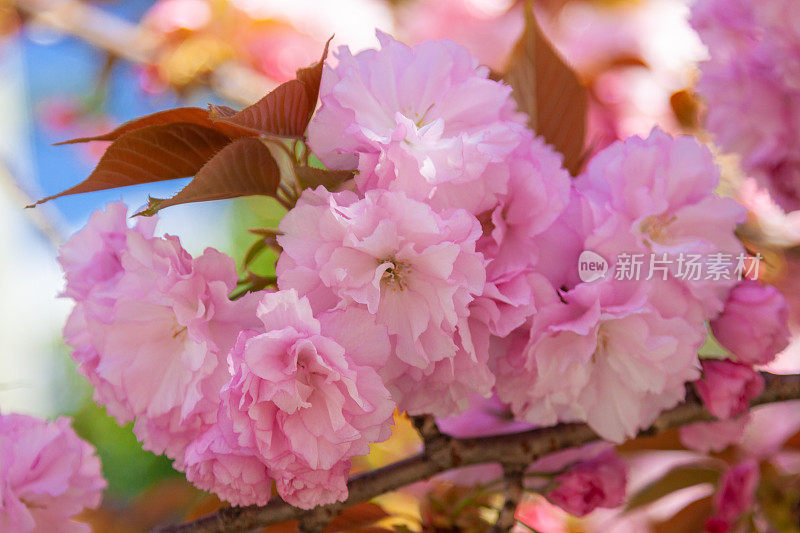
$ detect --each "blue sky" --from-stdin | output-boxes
[19,0,232,229]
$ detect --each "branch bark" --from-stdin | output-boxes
[490,466,525,533]
[154,372,800,533]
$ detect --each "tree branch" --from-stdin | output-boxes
[491,466,525,533]
[11,0,275,105]
[154,372,800,533]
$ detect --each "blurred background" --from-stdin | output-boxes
[0,0,715,529]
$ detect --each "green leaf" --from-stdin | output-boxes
[243,239,267,268]
[230,271,278,300]
[698,330,732,359]
[70,401,181,500]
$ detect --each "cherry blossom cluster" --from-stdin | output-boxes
[0,412,106,532]
[58,202,395,509]
[56,32,790,512]
[692,0,800,211]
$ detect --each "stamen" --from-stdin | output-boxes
[640,212,677,245]
[379,258,410,291]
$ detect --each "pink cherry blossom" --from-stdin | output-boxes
[382,333,495,417]
[576,128,746,321]
[691,0,759,65]
[515,495,572,533]
[219,290,395,508]
[0,413,106,532]
[547,0,708,153]
[277,187,488,416]
[143,0,210,34]
[694,360,764,420]
[711,281,790,366]
[58,201,156,306]
[453,137,572,417]
[710,460,759,527]
[680,417,750,454]
[704,517,730,533]
[59,203,162,424]
[495,280,704,442]
[397,0,522,71]
[545,448,627,517]
[307,31,526,214]
[183,422,273,507]
[60,203,260,462]
[436,394,532,439]
[526,188,595,292]
[112,243,260,461]
[272,460,351,510]
[737,178,800,247]
[692,0,800,211]
[63,306,135,423]
[471,133,571,337]
[527,442,615,476]
[739,400,800,459]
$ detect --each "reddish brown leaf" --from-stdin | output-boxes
[211,80,311,138]
[296,35,333,116]
[652,496,714,533]
[183,494,226,521]
[212,37,332,138]
[261,521,299,533]
[295,166,354,191]
[30,123,233,207]
[784,427,800,449]
[137,137,280,215]
[626,465,720,511]
[323,502,389,532]
[670,89,701,130]
[503,5,587,175]
[55,107,253,144]
[207,104,238,119]
[619,427,685,452]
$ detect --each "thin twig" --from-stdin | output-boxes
[491,466,525,533]
[0,159,65,247]
[154,372,800,533]
[411,414,443,446]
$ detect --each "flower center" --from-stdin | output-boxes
[380,258,410,291]
[477,209,495,236]
[293,350,321,398]
[403,102,435,128]
[640,212,677,245]
[593,327,612,364]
